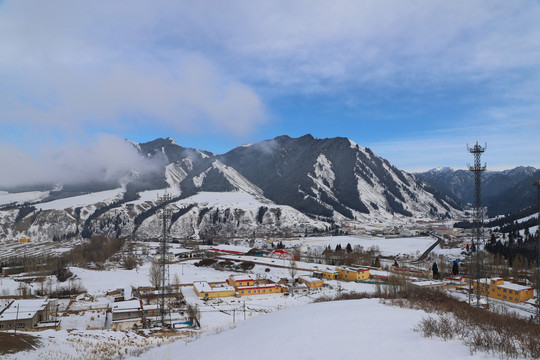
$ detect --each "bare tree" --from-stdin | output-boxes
[288,248,300,282]
[149,261,162,290]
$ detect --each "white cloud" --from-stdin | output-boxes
[0,134,163,188]
[0,1,266,137]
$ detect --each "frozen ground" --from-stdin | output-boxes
[259,235,438,258]
[134,298,497,360]
[36,188,125,211]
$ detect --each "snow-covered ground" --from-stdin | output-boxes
[0,190,50,206]
[36,188,125,210]
[174,191,271,209]
[134,298,495,360]
[0,235,510,360]
[268,235,437,258]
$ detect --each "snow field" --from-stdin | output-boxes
[135,298,494,360]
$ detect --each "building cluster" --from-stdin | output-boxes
[0,298,58,331]
[192,267,371,299]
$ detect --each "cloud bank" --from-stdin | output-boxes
[0,135,163,189]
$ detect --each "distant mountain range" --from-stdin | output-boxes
[0,135,460,242]
[415,166,540,217]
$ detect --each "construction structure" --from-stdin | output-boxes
[467,141,487,306]
[158,193,173,327]
[533,179,540,320]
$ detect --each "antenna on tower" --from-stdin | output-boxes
[157,192,172,327]
[466,142,487,307]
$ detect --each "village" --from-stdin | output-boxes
[1,215,539,359]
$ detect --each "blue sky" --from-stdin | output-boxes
[1,0,540,180]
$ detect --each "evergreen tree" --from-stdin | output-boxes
[346,243,353,253]
[452,261,459,276]
[432,262,439,278]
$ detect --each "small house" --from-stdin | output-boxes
[227,275,255,288]
[473,278,534,304]
[289,284,309,296]
[298,276,324,288]
[0,298,57,331]
[337,267,370,282]
[193,282,236,299]
[313,269,338,280]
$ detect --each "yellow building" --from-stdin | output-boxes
[473,278,534,304]
[227,275,254,288]
[193,281,236,298]
[237,284,282,296]
[18,237,31,244]
[298,276,324,288]
[337,267,370,282]
[313,269,338,280]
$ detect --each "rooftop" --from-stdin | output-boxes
[229,274,254,282]
[0,298,52,321]
[478,278,534,292]
[193,281,235,293]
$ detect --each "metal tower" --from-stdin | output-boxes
[158,193,172,327]
[467,142,486,306]
[533,179,540,321]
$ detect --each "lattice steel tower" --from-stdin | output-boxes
[467,142,486,306]
[158,193,172,327]
[533,179,540,321]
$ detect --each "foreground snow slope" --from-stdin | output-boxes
[137,298,494,360]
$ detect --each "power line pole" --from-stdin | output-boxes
[467,142,486,307]
[533,179,540,321]
[158,193,172,327]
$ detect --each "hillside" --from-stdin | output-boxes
[135,299,491,360]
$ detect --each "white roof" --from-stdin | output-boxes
[112,299,142,312]
[479,278,533,291]
[229,274,254,282]
[193,281,235,293]
[0,298,50,321]
[411,280,444,286]
[299,276,323,283]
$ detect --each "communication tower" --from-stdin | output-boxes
[158,193,172,327]
[467,142,486,306]
[533,179,540,321]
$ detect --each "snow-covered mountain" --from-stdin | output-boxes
[0,135,461,242]
[416,166,539,217]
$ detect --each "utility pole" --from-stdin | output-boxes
[533,179,540,321]
[467,142,487,307]
[14,303,19,335]
[158,193,172,327]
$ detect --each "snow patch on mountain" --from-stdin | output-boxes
[193,168,211,187]
[210,160,264,197]
[165,163,188,188]
[36,188,125,211]
[0,191,50,206]
[313,154,335,188]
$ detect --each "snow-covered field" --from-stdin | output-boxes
[0,235,507,360]
[133,298,495,360]
[36,188,125,211]
[267,235,438,258]
[0,190,50,206]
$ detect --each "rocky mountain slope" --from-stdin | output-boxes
[0,135,461,242]
[416,166,539,217]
